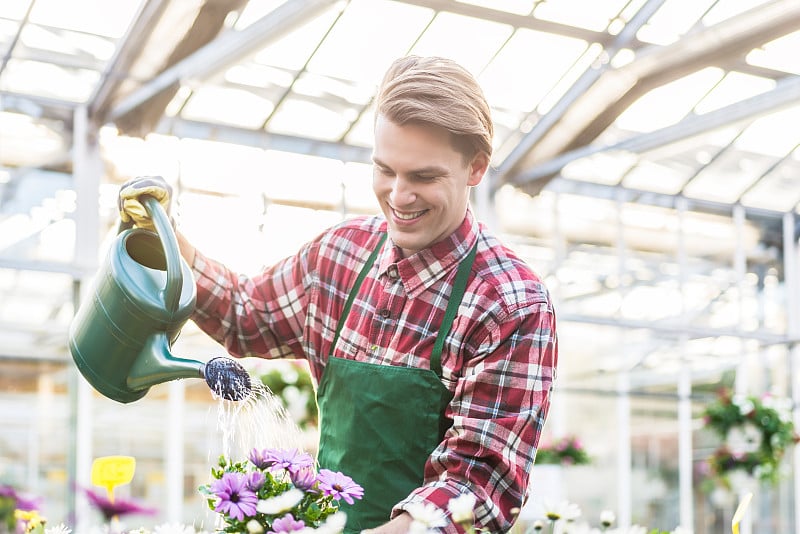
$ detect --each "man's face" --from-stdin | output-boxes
[372,115,488,258]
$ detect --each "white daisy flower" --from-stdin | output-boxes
[406,502,448,530]
[256,488,304,515]
[447,492,477,524]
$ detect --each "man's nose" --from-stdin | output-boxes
[389,177,416,205]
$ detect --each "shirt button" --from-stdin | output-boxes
[387,265,399,280]
[379,308,391,318]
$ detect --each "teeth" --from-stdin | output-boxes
[395,209,424,220]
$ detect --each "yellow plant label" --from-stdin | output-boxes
[91,456,136,498]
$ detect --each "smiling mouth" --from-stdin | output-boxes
[392,208,427,221]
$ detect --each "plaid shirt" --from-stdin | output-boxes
[191,210,558,533]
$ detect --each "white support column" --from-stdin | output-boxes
[615,191,632,529]
[781,212,800,534]
[678,354,693,529]
[617,367,632,529]
[165,380,186,523]
[675,197,693,530]
[69,104,102,532]
[732,205,753,534]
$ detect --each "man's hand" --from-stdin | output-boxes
[118,175,172,230]
[361,512,414,534]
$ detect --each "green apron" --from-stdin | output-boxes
[316,234,477,533]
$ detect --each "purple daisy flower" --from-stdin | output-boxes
[83,487,157,521]
[269,513,306,533]
[250,448,314,474]
[249,448,275,470]
[247,471,266,492]
[0,484,41,512]
[316,469,364,505]
[0,484,16,499]
[289,466,318,492]
[211,472,258,522]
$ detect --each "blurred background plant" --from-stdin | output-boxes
[702,388,798,489]
[259,362,318,430]
[0,482,41,533]
[535,436,591,466]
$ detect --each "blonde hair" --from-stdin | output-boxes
[375,56,493,161]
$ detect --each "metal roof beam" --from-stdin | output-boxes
[107,0,339,123]
[500,0,800,192]
[88,0,172,121]
[398,0,611,45]
[157,118,373,164]
[512,74,800,191]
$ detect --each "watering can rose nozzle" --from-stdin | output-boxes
[202,357,252,401]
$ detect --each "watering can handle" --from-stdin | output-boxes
[137,195,182,315]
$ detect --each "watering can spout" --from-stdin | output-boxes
[126,333,205,392]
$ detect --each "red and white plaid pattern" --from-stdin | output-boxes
[191,209,558,533]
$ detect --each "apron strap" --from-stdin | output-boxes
[331,232,388,353]
[330,233,477,379]
[430,242,477,377]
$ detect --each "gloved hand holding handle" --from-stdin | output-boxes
[118,175,173,230]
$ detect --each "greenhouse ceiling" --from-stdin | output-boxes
[1,0,800,371]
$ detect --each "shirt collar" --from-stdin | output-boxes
[377,209,479,298]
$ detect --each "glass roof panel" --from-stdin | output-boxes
[620,127,741,194]
[409,12,514,75]
[234,0,289,29]
[291,71,374,106]
[268,96,354,140]
[28,0,143,38]
[223,63,295,92]
[702,0,774,26]
[693,71,775,114]
[305,0,434,84]
[746,30,800,75]
[734,104,800,157]
[0,0,32,20]
[0,19,17,58]
[561,151,636,185]
[342,161,379,212]
[0,113,66,167]
[0,58,100,102]
[177,138,268,194]
[534,0,628,32]
[479,28,588,112]
[614,67,725,133]
[683,150,775,204]
[537,42,603,114]
[262,150,344,203]
[622,160,691,194]
[636,0,715,46]
[740,153,800,212]
[343,100,376,148]
[18,24,116,69]
[251,5,343,71]
[181,86,275,129]
[455,0,535,16]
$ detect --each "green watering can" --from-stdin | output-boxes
[69,195,251,403]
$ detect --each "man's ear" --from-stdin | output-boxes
[468,151,490,186]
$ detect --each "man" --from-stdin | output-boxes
[119,56,558,533]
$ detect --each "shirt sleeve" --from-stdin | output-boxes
[392,298,558,533]
[190,244,315,361]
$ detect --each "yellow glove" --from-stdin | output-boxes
[118,176,173,230]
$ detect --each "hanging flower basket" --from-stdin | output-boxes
[702,388,799,487]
